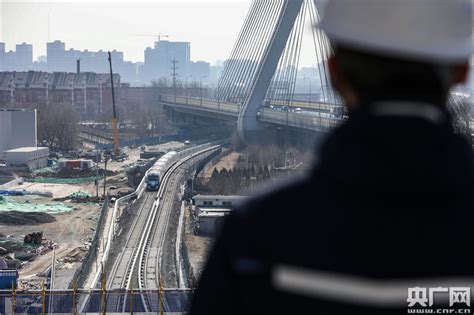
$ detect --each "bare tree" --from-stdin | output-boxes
[151,77,169,88]
[130,103,173,138]
[37,103,79,151]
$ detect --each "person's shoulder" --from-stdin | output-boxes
[230,175,314,225]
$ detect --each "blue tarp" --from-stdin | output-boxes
[0,190,25,196]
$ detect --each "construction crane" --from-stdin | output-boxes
[132,33,169,42]
[107,51,120,157]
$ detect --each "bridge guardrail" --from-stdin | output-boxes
[160,94,344,113]
[160,95,239,114]
[160,94,344,132]
[259,108,343,132]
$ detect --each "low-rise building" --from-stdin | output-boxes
[58,159,94,170]
[0,258,18,289]
[192,194,246,208]
[192,195,248,236]
[0,109,37,161]
[4,147,49,170]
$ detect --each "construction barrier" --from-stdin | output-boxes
[24,177,98,184]
[0,288,193,314]
[71,196,110,289]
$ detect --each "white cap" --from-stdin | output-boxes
[319,0,474,63]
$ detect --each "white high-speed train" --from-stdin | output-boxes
[145,151,177,191]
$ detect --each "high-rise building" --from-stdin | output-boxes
[209,64,224,85]
[45,40,137,83]
[46,40,67,71]
[0,43,5,70]
[141,40,191,83]
[0,42,34,71]
[15,43,33,69]
[189,61,211,82]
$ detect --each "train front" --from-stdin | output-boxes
[146,171,161,191]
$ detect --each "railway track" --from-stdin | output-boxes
[138,146,220,312]
[140,167,181,290]
[104,192,156,312]
[98,144,221,313]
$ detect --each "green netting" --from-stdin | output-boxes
[31,167,56,176]
[25,176,98,184]
[68,190,92,199]
[0,196,73,213]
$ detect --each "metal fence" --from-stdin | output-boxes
[70,196,110,289]
[0,288,193,314]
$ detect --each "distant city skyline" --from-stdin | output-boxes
[0,1,252,65]
[0,38,215,85]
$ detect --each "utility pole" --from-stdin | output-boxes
[44,74,49,105]
[9,75,14,104]
[70,76,74,106]
[108,51,120,156]
[83,76,87,117]
[185,75,192,104]
[304,76,312,104]
[171,59,179,102]
[99,77,103,113]
[103,153,108,198]
[200,75,206,107]
[95,153,99,199]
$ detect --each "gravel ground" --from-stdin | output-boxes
[161,171,184,288]
[1,203,99,289]
[183,206,214,286]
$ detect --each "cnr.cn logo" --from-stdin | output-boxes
[407,287,471,314]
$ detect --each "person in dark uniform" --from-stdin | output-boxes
[191,0,474,314]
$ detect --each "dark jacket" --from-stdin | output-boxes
[191,101,474,314]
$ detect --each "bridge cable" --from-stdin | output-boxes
[224,0,274,104]
[308,1,329,107]
[217,0,259,101]
[229,0,284,105]
[285,0,306,123]
[226,0,273,104]
[309,1,334,104]
[312,0,339,105]
[271,0,299,108]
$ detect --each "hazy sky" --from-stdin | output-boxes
[4,1,468,70]
[0,0,253,64]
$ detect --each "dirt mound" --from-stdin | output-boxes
[0,211,56,225]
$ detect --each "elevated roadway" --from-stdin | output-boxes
[159,95,344,133]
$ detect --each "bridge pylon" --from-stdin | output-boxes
[236,0,304,142]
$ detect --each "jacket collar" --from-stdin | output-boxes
[370,101,447,125]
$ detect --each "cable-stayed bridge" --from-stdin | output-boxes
[160,0,346,141]
[159,0,471,142]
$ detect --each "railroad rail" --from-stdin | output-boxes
[79,142,223,313]
[77,141,224,313]
[137,145,221,312]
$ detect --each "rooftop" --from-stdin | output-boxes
[198,212,228,218]
[198,207,232,213]
[0,109,36,112]
[5,147,48,153]
[193,194,248,200]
